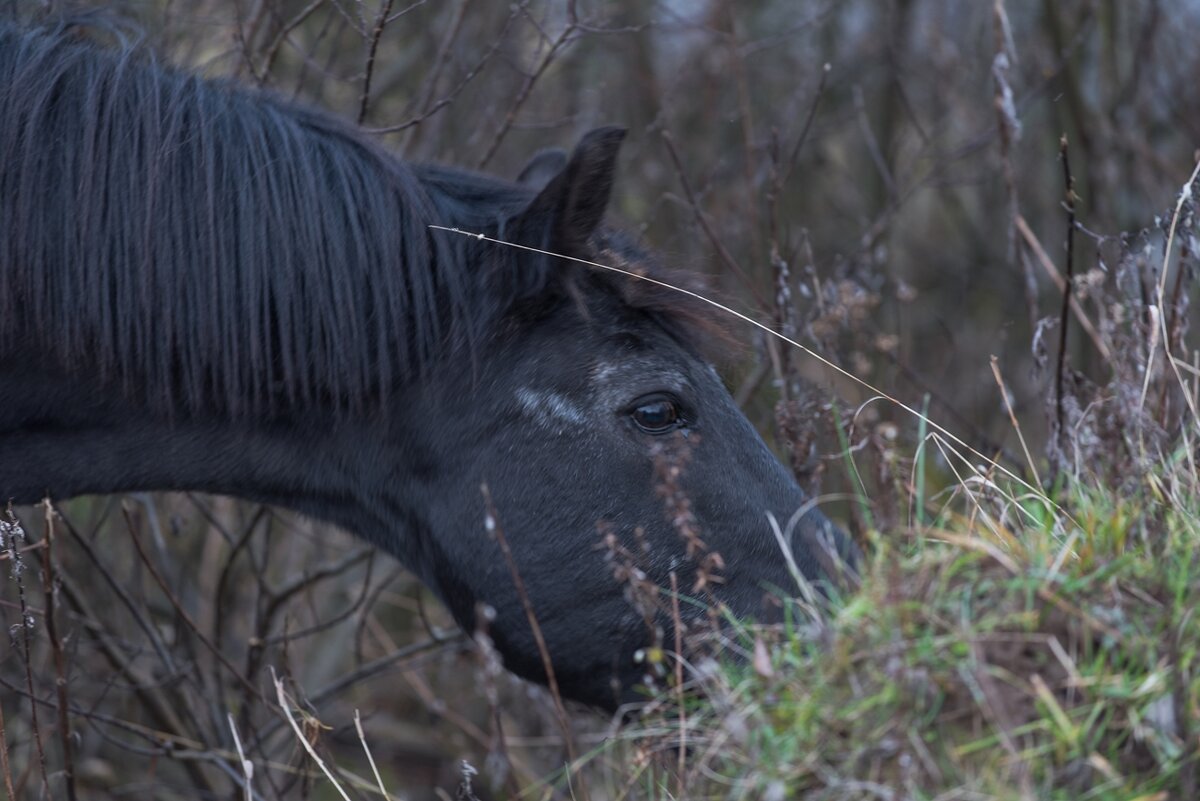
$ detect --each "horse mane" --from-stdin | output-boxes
[0,21,724,419]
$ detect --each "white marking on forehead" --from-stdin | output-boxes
[590,360,689,393]
[515,387,587,426]
[592,361,620,382]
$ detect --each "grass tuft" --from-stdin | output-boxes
[585,451,1199,801]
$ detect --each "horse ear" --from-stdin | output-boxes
[515,147,568,190]
[510,126,626,255]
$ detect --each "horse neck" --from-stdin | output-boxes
[0,356,405,540]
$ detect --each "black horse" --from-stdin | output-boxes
[0,21,855,709]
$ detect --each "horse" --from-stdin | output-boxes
[0,20,856,710]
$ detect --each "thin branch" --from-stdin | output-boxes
[1014,215,1111,361]
[367,5,517,136]
[271,669,354,801]
[476,12,578,169]
[0,693,14,801]
[257,0,326,81]
[385,0,429,24]
[357,0,396,124]
[122,504,267,705]
[852,84,897,203]
[247,633,463,750]
[397,0,473,149]
[1054,133,1077,460]
[661,129,769,311]
[37,501,77,801]
[992,0,1037,334]
[52,568,216,792]
[56,507,178,673]
[228,714,254,801]
[3,509,51,797]
[353,710,391,799]
[781,62,830,190]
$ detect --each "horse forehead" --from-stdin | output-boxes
[514,386,587,427]
[589,358,693,393]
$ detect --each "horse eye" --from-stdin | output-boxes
[630,396,681,434]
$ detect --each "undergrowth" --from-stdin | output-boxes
[576,448,1199,801]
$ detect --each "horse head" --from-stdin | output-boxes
[401,128,858,707]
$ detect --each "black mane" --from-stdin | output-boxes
[0,22,548,417]
[0,22,722,420]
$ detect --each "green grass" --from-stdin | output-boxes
[580,447,1200,801]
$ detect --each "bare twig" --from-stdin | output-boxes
[271,669,354,801]
[1015,215,1111,361]
[765,65,829,402]
[1140,158,1200,438]
[0,696,13,801]
[992,0,1037,333]
[2,509,50,797]
[781,63,830,190]
[228,713,254,801]
[1054,133,1078,462]
[51,565,216,791]
[852,84,897,203]
[248,632,463,750]
[368,6,517,136]
[397,0,472,147]
[358,0,396,124]
[37,500,77,801]
[476,9,578,169]
[0,527,15,801]
[661,130,769,311]
[669,571,687,798]
[256,0,325,81]
[353,710,392,799]
[990,356,1042,488]
[1157,238,1192,424]
[122,503,267,704]
[56,506,178,672]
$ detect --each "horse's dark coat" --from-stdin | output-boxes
[0,21,855,709]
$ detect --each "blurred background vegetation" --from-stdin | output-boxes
[2,0,1198,798]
